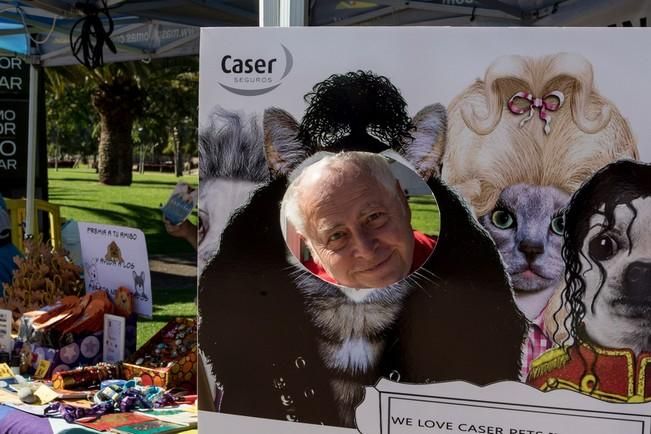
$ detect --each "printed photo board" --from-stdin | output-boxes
[197,27,651,433]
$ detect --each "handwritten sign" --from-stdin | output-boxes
[78,222,152,318]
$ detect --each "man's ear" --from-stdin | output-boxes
[264,108,313,177]
[401,103,447,180]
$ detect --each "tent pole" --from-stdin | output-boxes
[260,0,280,26]
[25,63,39,240]
[260,0,306,26]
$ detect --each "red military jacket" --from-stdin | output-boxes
[527,343,651,403]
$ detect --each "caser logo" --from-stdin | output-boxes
[217,44,293,96]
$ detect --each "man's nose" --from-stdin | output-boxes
[351,229,377,258]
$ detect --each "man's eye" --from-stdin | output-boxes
[329,232,346,242]
[367,212,387,227]
[326,232,348,250]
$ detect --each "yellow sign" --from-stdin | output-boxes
[33,360,51,379]
[0,363,14,379]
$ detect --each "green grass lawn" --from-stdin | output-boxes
[48,168,198,347]
[409,195,440,236]
[49,168,198,256]
[135,287,196,348]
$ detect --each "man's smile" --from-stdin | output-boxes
[356,251,395,274]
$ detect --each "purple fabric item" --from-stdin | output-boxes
[0,406,53,434]
[46,401,114,423]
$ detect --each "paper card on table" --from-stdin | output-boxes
[161,183,197,225]
[0,362,14,379]
[33,384,59,404]
[78,222,152,318]
[33,360,50,379]
[103,314,126,363]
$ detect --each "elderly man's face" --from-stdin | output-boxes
[300,164,414,288]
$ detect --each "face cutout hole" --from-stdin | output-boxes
[280,151,439,290]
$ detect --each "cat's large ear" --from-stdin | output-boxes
[263,108,313,177]
[401,103,447,180]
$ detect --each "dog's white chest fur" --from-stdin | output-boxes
[314,294,400,373]
[330,337,378,372]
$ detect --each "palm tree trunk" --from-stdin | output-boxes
[173,127,183,177]
[97,109,134,185]
[92,76,143,186]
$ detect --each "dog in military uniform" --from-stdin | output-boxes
[528,160,651,403]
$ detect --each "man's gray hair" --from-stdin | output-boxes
[281,151,400,237]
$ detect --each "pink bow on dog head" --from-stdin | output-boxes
[508,91,564,135]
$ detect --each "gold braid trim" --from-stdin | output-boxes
[529,347,570,380]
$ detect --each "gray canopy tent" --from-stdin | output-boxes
[270,0,650,27]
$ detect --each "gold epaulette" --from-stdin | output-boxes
[528,347,570,380]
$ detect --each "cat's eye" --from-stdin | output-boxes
[491,209,515,229]
[588,234,619,261]
[550,215,565,236]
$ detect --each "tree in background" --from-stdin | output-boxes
[45,69,98,166]
[92,67,145,185]
[45,57,198,184]
[136,62,198,177]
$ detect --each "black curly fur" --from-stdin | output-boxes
[297,71,413,151]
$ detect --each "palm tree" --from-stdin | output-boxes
[45,58,197,185]
[91,66,144,185]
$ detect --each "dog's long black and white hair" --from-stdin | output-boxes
[200,107,269,182]
[197,107,270,272]
[554,159,651,348]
